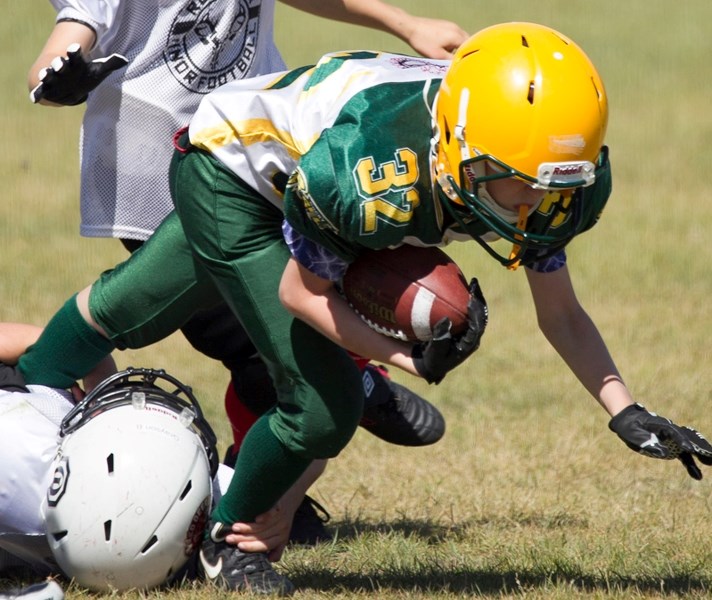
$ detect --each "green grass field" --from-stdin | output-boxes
[2,1,712,598]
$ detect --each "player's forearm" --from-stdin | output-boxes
[526,266,634,417]
[541,311,633,417]
[227,460,328,561]
[82,355,118,394]
[0,323,43,364]
[280,0,466,59]
[278,259,416,375]
[290,285,415,374]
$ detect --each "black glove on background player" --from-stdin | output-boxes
[412,278,488,384]
[30,43,128,106]
[609,403,712,480]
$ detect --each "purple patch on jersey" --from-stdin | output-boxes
[527,250,567,273]
[388,57,448,74]
[282,221,349,281]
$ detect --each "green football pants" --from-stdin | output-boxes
[169,144,364,458]
[90,146,364,460]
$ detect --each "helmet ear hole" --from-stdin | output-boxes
[141,535,159,554]
[443,116,451,145]
[51,530,68,543]
[179,480,192,501]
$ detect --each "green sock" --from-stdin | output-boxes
[18,294,115,389]
[212,415,311,525]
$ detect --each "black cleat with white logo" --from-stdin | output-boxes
[223,445,333,547]
[359,364,446,446]
[0,580,64,600]
[199,520,294,596]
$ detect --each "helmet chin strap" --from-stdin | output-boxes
[507,204,529,271]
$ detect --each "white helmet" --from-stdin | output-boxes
[42,368,218,592]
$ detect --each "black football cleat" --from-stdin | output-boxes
[0,581,64,600]
[199,520,294,596]
[359,364,446,446]
[222,448,333,546]
[288,495,332,546]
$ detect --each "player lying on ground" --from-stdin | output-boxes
[17,23,712,596]
[0,324,306,588]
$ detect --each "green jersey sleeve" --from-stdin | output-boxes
[283,134,363,263]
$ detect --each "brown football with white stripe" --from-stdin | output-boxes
[342,245,470,342]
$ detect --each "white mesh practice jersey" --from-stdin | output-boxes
[49,0,286,240]
[0,386,72,574]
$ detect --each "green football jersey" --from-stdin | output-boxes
[282,66,451,262]
[282,54,611,266]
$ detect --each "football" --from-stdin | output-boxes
[342,245,470,342]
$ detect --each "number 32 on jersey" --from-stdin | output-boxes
[353,148,420,235]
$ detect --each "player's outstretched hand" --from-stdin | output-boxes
[609,403,712,480]
[30,43,128,106]
[412,278,488,384]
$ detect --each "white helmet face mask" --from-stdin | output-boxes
[42,368,218,592]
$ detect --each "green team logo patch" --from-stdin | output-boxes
[289,168,339,234]
[353,148,420,235]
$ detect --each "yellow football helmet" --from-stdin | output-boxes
[433,22,610,267]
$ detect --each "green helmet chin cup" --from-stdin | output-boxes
[439,146,611,267]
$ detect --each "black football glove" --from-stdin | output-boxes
[30,43,128,106]
[609,403,712,480]
[0,362,29,393]
[412,277,488,384]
